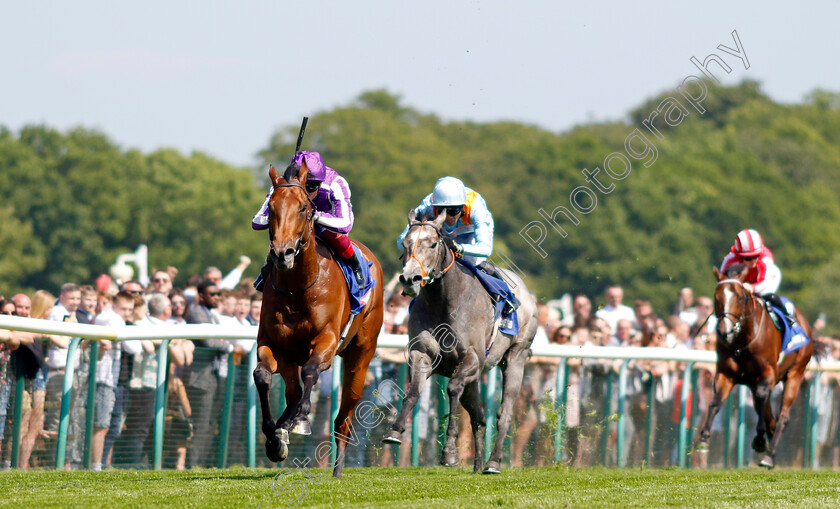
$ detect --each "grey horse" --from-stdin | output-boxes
[382,209,537,474]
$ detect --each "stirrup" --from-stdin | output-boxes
[353,269,365,287]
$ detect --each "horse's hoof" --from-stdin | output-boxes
[382,430,402,444]
[279,428,290,444]
[483,461,501,474]
[440,450,459,467]
[291,419,311,436]
[758,454,775,469]
[265,438,289,463]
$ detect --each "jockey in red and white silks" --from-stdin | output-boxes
[719,229,781,296]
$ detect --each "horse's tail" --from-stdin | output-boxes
[811,337,831,362]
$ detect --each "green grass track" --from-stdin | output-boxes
[2,466,839,508]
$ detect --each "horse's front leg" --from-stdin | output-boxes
[276,360,302,435]
[693,371,734,451]
[383,349,434,445]
[254,345,288,463]
[285,355,328,436]
[442,351,481,467]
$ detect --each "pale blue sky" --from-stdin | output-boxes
[1,1,837,167]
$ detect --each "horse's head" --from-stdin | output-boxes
[712,264,753,344]
[266,162,315,270]
[399,209,449,297]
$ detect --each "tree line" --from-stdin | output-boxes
[3,82,840,325]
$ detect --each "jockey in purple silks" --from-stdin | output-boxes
[251,151,365,291]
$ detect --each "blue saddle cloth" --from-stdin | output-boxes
[455,258,519,336]
[767,296,810,355]
[317,234,375,315]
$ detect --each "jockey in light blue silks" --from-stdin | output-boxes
[398,176,520,318]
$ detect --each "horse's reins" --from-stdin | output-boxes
[269,182,320,294]
[406,221,456,286]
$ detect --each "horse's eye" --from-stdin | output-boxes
[430,242,437,249]
[299,205,307,215]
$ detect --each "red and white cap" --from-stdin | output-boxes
[735,229,763,257]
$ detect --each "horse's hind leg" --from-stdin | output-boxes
[750,374,775,456]
[693,372,734,451]
[331,342,376,478]
[254,347,288,463]
[484,346,529,474]
[765,364,808,469]
[460,380,486,473]
[383,350,433,445]
[441,352,481,467]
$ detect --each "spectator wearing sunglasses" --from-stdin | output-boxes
[183,280,230,468]
[149,270,174,296]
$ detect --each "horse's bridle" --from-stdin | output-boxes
[405,220,456,287]
[271,182,316,258]
[268,182,319,294]
[715,278,758,347]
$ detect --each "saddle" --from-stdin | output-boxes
[762,296,810,355]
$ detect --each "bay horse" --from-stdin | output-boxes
[382,210,537,474]
[253,162,384,478]
[694,263,814,468]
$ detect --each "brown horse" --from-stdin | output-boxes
[694,263,813,468]
[253,162,384,478]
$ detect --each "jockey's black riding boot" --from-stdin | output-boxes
[478,261,520,316]
[765,293,796,325]
[345,254,366,287]
[253,258,273,293]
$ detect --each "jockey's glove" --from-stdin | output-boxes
[443,237,462,253]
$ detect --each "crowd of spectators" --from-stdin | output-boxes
[0,257,260,470]
[3,268,840,470]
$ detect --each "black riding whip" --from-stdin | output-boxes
[295,116,309,153]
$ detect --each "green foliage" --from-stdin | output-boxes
[4,82,840,322]
[0,126,266,294]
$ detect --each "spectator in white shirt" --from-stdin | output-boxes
[595,284,636,335]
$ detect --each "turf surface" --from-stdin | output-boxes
[2,466,839,508]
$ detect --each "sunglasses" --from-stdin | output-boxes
[558,334,571,339]
[742,255,759,261]
[445,206,462,216]
[153,277,170,283]
[125,290,142,295]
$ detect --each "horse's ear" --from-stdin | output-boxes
[432,209,447,228]
[712,266,722,281]
[408,209,417,223]
[296,158,310,183]
[269,164,282,186]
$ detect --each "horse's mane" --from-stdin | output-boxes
[723,263,748,279]
[283,163,302,183]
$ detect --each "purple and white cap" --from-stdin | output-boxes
[292,151,327,182]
